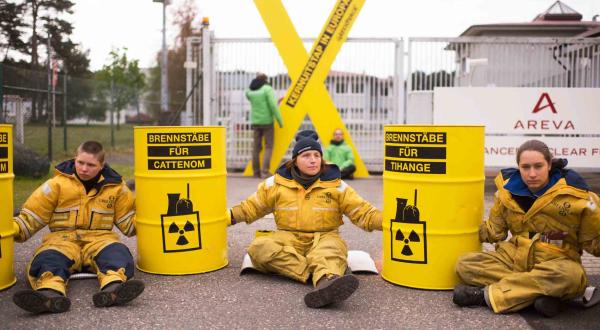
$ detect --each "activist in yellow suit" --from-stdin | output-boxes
[12,141,144,314]
[230,130,382,308]
[453,140,600,318]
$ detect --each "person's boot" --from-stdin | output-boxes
[13,288,71,314]
[93,279,145,308]
[453,284,487,307]
[534,296,562,318]
[304,274,359,308]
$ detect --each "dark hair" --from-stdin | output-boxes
[256,73,268,82]
[76,140,105,163]
[516,139,552,165]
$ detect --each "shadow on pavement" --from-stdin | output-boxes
[520,275,600,329]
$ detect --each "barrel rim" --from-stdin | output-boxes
[134,126,226,130]
[384,125,485,128]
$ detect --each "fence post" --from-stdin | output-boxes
[63,68,68,152]
[110,78,115,148]
[0,63,4,123]
[47,33,53,162]
[201,21,211,125]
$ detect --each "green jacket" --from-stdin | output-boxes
[324,140,354,169]
[245,84,283,127]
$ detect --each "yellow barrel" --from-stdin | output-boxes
[382,125,484,290]
[134,126,228,274]
[0,125,16,290]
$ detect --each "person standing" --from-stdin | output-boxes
[12,141,144,314]
[324,128,356,179]
[246,73,283,178]
[453,139,600,317]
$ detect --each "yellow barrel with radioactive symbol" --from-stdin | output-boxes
[134,126,228,274]
[382,125,484,289]
[0,125,16,290]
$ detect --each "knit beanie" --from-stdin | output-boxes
[292,130,322,158]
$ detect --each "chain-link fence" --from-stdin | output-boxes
[0,63,160,161]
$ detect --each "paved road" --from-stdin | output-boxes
[1,174,599,329]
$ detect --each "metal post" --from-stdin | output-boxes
[394,39,405,124]
[15,97,23,143]
[52,62,56,128]
[47,33,53,162]
[201,21,211,125]
[63,68,67,152]
[160,0,169,113]
[110,78,115,148]
[0,63,4,123]
[183,37,194,125]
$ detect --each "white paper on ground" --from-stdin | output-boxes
[240,250,378,274]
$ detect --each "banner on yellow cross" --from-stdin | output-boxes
[244,0,369,178]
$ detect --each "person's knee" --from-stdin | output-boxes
[94,243,135,279]
[455,253,480,279]
[247,237,283,265]
[30,250,74,281]
[541,261,587,294]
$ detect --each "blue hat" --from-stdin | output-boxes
[292,130,322,158]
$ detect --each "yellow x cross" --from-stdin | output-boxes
[244,0,369,177]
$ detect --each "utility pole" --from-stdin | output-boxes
[47,32,53,162]
[110,78,115,148]
[63,67,68,152]
[154,0,169,113]
[0,63,4,123]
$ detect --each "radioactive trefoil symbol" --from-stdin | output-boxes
[161,183,202,253]
[390,189,427,264]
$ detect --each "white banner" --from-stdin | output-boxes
[434,87,600,168]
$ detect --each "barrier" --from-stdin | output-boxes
[382,125,484,289]
[134,126,228,274]
[0,125,16,290]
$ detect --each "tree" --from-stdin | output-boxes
[0,0,27,60]
[20,0,77,121]
[96,48,146,129]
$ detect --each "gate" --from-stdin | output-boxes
[185,32,403,171]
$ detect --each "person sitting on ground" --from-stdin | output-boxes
[453,139,600,317]
[323,128,356,179]
[229,130,382,308]
[12,141,144,314]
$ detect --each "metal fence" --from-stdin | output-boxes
[406,37,600,123]
[185,35,403,171]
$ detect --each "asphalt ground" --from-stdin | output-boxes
[1,173,600,329]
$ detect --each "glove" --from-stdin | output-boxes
[13,221,20,236]
[229,210,237,226]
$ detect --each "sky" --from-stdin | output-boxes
[70,0,600,71]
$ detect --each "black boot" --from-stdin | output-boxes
[93,279,145,308]
[304,274,359,308]
[13,288,71,314]
[534,296,562,318]
[453,284,487,307]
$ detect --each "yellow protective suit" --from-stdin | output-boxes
[456,168,600,313]
[231,164,382,286]
[13,159,136,295]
